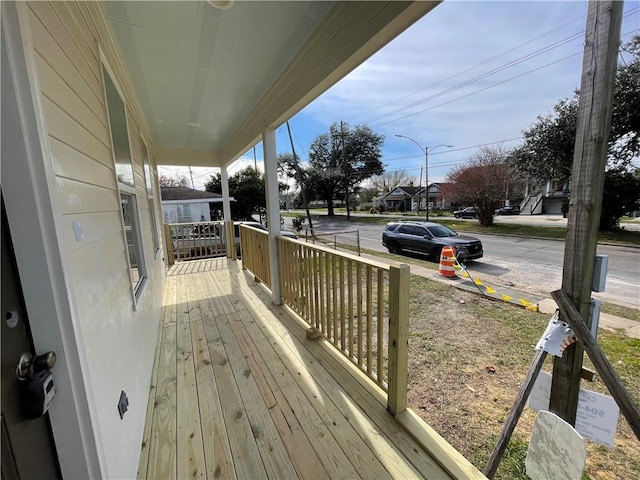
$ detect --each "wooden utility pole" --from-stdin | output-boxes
[549,0,623,424]
[336,121,351,220]
[285,122,314,235]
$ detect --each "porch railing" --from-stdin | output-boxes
[277,236,409,414]
[239,224,271,287]
[164,221,226,263]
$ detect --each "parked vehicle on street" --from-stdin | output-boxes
[193,221,297,256]
[453,207,478,219]
[382,221,483,262]
[495,205,520,215]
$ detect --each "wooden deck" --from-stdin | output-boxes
[137,258,453,479]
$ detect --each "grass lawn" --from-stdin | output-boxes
[405,275,640,479]
[287,214,638,477]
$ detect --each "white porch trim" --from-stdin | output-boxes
[2,2,104,476]
[262,127,281,305]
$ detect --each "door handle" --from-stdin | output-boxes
[16,351,57,380]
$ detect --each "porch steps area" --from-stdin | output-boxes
[137,258,453,479]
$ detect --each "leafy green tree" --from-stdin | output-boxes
[205,167,265,220]
[510,96,578,184]
[306,122,384,216]
[600,167,640,230]
[444,145,514,226]
[509,34,640,229]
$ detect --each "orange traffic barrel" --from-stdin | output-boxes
[438,246,457,278]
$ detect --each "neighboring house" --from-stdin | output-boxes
[426,182,454,210]
[377,184,454,211]
[160,186,233,223]
[377,186,422,211]
[2,2,482,479]
[520,179,570,214]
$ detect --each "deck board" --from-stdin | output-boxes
[139,258,453,479]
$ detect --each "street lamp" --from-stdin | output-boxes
[394,134,453,221]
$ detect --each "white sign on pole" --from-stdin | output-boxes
[528,371,620,447]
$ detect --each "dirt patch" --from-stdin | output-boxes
[406,275,640,479]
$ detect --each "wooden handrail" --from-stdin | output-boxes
[239,225,270,287]
[277,236,410,413]
[388,263,410,415]
[164,224,175,265]
[165,221,226,262]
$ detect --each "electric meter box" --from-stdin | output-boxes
[592,255,608,292]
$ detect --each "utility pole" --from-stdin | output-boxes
[253,146,258,171]
[424,148,429,221]
[336,121,351,220]
[548,0,623,425]
[188,166,195,189]
[417,166,423,214]
[286,121,314,235]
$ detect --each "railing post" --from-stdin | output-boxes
[225,220,236,260]
[356,230,361,256]
[164,224,175,265]
[388,263,409,415]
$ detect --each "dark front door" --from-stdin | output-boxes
[1,198,61,479]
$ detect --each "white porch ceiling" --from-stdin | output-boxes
[102,1,439,168]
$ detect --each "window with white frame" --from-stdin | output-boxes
[141,139,160,254]
[102,64,146,299]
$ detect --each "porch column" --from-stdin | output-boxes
[262,127,281,305]
[221,166,234,258]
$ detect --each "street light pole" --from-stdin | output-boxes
[394,134,453,222]
[424,148,429,221]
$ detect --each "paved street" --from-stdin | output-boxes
[283,214,640,310]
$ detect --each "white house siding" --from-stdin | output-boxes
[162,202,212,223]
[23,2,164,477]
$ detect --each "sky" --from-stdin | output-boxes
[160,0,640,191]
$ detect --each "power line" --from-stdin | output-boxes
[346,12,589,123]
[363,32,585,125]
[356,9,638,127]
[373,52,581,127]
[372,27,638,128]
[386,136,524,162]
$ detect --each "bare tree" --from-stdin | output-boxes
[443,145,514,226]
[370,169,413,194]
[159,174,189,187]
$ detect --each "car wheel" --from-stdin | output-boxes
[454,214,460,218]
[387,241,401,254]
[432,247,442,262]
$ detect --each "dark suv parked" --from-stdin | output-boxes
[453,207,478,219]
[382,221,483,262]
[495,205,520,215]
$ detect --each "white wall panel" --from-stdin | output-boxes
[24,0,167,476]
[50,2,100,69]
[56,177,119,215]
[27,8,104,116]
[29,2,103,99]
[35,54,108,141]
[41,96,111,165]
[50,138,115,187]
[60,211,123,252]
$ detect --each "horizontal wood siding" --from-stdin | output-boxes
[23,1,165,477]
